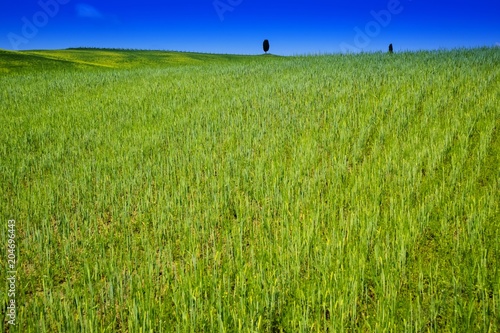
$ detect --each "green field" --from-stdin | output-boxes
[1,47,499,332]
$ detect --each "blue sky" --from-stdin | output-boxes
[1,0,499,55]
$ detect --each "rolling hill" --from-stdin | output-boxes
[0,48,267,74]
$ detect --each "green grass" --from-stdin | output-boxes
[0,48,267,74]
[1,47,499,332]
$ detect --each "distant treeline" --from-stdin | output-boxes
[65,47,240,55]
[66,47,173,52]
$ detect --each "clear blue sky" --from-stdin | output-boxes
[1,0,499,55]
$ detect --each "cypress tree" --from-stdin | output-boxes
[263,39,270,54]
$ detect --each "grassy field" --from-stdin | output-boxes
[1,47,499,332]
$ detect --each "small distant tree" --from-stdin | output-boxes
[263,39,270,54]
[389,43,393,54]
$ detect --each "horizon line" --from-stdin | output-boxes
[1,44,498,57]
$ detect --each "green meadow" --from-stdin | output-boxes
[0,47,499,332]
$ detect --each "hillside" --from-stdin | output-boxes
[0,48,264,74]
[0,49,88,74]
